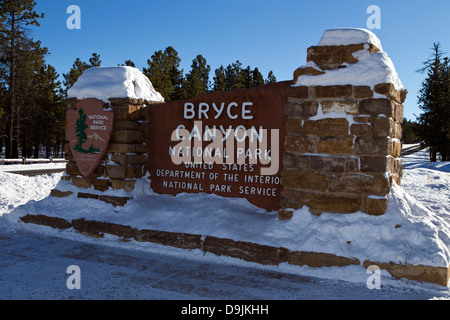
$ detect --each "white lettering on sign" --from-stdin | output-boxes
[184,102,254,120]
[170,121,279,176]
[88,114,109,131]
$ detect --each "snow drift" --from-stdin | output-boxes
[67,66,164,103]
[294,28,404,91]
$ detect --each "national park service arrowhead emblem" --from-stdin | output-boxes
[67,98,114,178]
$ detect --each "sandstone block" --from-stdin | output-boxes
[278,209,294,220]
[106,165,130,179]
[365,197,388,215]
[373,116,394,137]
[314,85,353,99]
[134,144,148,154]
[374,83,402,102]
[394,122,403,140]
[360,99,394,117]
[353,115,371,123]
[345,157,360,172]
[111,179,136,192]
[329,173,390,195]
[286,118,303,134]
[360,156,391,173]
[111,130,144,144]
[309,155,345,173]
[111,154,147,166]
[293,66,325,79]
[71,177,93,189]
[285,101,319,118]
[297,155,310,170]
[66,161,81,176]
[112,104,143,121]
[350,123,371,136]
[392,174,401,186]
[281,171,328,192]
[77,192,99,200]
[113,120,140,130]
[281,189,362,213]
[302,118,349,137]
[354,136,391,155]
[394,103,404,123]
[92,178,111,191]
[106,143,136,154]
[392,139,402,157]
[134,165,147,179]
[203,236,289,265]
[322,101,358,115]
[285,86,309,100]
[288,251,360,268]
[392,158,403,176]
[50,190,73,198]
[99,195,130,207]
[354,86,373,99]
[280,189,303,210]
[282,152,298,169]
[20,214,72,230]
[307,44,380,70]
[285,136,316,153]
[134,229,201,250]
[317,138,354,155]
[300,191,362,214]
[362,260,449,287]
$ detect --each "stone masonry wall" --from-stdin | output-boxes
[60,97,151,205]
[280,43,407,217]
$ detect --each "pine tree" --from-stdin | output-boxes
[251,67,265,87]
[62,53,102,95]
[402,118,420,144]
[143,46,184,101]
[74,107,88,153]
[417,43,449,161]
[121,60,136,67]
[265,70,277,84]
[0,0,43,158]
[34,63,65,158]
[212,65,227,92]
[225,61,244,90]
[184,54,211,99]
[89,53,101,68]
[212,62,276,92]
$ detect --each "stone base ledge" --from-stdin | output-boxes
[51,189,131,207]
[19,214,450,287]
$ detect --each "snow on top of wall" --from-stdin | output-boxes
[67,66,164,103]
[294,28,404,91]
[318,28,383,50]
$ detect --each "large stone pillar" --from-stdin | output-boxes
[280,28,407,218]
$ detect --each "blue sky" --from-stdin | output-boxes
[32,0,450,121]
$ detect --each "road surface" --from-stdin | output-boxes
[0,225,448,303]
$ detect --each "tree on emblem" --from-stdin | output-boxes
[74,107,99,154]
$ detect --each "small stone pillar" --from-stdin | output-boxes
[54,67,164,205]
[64,97,149,192]
[280,29,407,217]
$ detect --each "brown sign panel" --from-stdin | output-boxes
[148,81,289,211]
[67,98,114,178]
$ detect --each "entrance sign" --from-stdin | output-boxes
[67,98,114,178]
[148,82,290,211]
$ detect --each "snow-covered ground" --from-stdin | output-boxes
[0,149,449,300]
